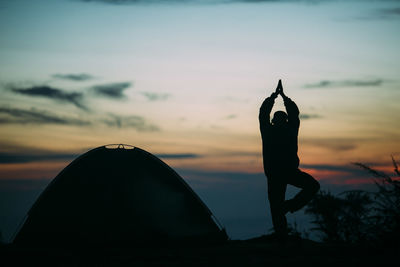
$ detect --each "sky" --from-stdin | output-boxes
[0,0,400,242]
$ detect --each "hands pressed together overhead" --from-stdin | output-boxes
[271,79,286,99]
[260,79,295,118]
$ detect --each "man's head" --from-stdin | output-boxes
[272,111,288,126]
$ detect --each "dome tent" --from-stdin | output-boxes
[14,145,227,246]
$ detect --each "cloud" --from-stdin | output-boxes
[0,142,80,164]
[91,82,131,99]
[223,114,237,120]
[304,79,383,89]
[78,0,400,8]
[0,106,90,126]
[378,7,400,17]
[102,113,160,131]
[0,152,77,164]
[176,164,377,194]
[299,163,378,187]
[11,85,86,110]
[300,163,361,173]
[79,0,326,5]
[52,73,94,81]
[80,0,256,4]
[358,7,400,20]
[156,153,201,159]
[301,137,358,151]
[220,96,249,103]
[141,92,170,101]
[299,113,321,119]
[0,106,160,131]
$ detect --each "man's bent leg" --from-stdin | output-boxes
[285,169,320,213]
[267,178,288,236]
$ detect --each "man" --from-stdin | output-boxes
[259,79,320,238]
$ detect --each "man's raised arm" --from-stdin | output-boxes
[281,92,300,129]
[259,91,278,135]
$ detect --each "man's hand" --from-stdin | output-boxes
[268,79,285,99]
[277,79,283,92]
[277,79,287,98]
[270,91,278,99]
[275,80,282,95]
[269,80,280,98]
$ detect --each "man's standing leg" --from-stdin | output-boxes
[267,177,288,237]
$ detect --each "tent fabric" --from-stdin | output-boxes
[14,145,227,246]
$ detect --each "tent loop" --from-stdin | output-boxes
[105,144,135,150]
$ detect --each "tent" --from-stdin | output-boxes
[14,144,227,246]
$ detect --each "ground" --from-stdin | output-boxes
[1,235,398,266]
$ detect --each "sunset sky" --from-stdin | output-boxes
[1,0,400,241]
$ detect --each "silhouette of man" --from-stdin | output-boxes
[259,80,320,238]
